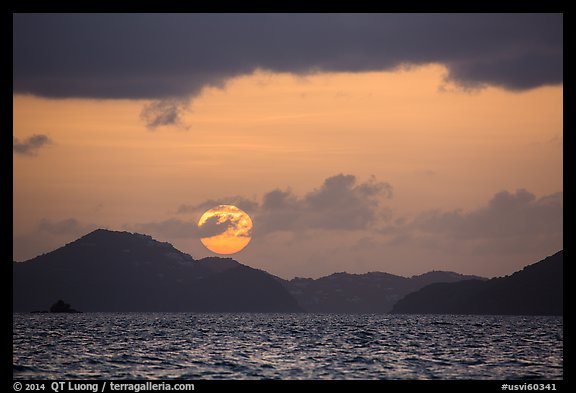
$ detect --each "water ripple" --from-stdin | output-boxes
[13,313,563,380]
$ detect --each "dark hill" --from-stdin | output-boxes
[391,251,563,315]
[13,229,301,312]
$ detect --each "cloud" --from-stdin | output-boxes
[140,98,190,130]
[13,134,52,156]
[174,174,393,236]
[132,174,391,240]
[129,219,200,239]
[13,218,99,261]
[38,218,97,235]
[128,215,237,239]
[178,197,259,215]
[13,14,562,101]
[447,52,563,91]
[197,214,238,238]
[413,189,563,239]
[256,174,393,233]
[129,178,561,268]
[365,188,563,262]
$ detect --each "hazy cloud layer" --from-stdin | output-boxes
[179,197,259,216]
[13,134,52,156]
[14,13,562,100]
[412,189,563,239]
[130,219,201,239]
[37,218,98,236]
[13,184,562,277]
[13,218,98,262]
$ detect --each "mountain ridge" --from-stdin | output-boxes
[14,229,560,315]
[280,269,485,313]
[15,229,485,313]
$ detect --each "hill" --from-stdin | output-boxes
[13,229,301,312]
[391,251,563,315]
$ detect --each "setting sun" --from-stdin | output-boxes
[198,205,253,254]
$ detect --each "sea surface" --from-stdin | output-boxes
[13,313,563,380]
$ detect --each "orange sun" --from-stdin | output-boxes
[197,205,253,254]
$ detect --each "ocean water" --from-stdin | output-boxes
[13,313,563,380]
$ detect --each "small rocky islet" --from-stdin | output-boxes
[31,299,82,314]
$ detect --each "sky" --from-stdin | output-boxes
[13,13,563,279]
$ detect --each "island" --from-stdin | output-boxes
[31,300,82,314]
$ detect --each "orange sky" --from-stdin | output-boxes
[13,65,563,278]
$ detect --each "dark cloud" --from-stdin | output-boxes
[447,52,563,91]
[198,214,241,238]
[13,13,562,101]
[38,218,97,235]
[13,134,52,156]
[140,98,190,130]
[129,215,236,239]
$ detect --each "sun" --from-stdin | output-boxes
[197,205,253,254]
